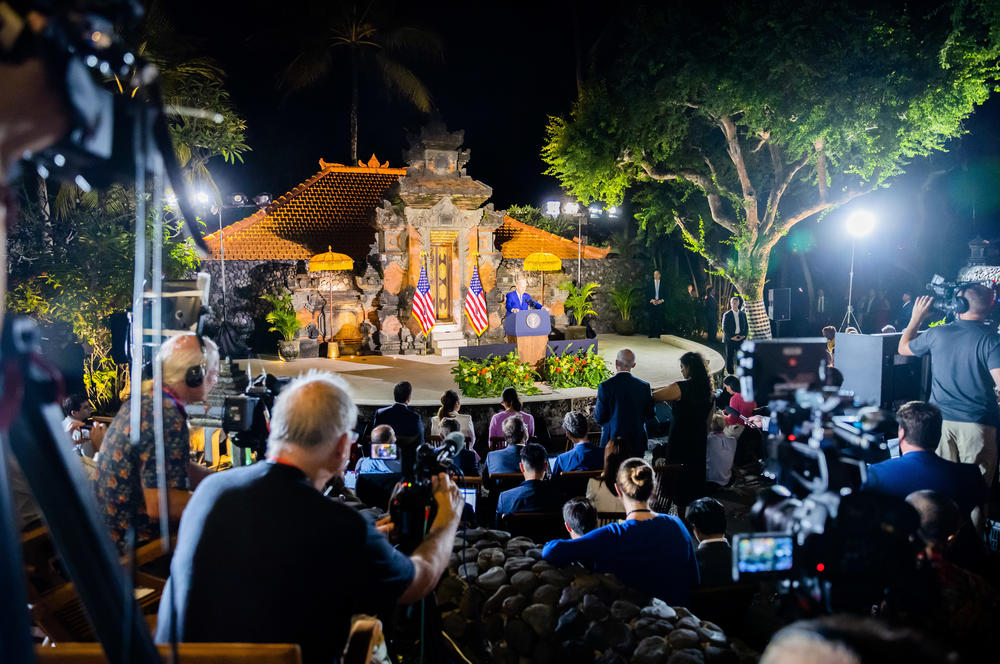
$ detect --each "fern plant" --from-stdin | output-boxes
[260,292,301,341]
[609,285,640,321]
[559,281,600,325]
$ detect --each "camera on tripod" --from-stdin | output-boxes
[388,443,454,554]
[733,339,921,615]
[221,369,289,459]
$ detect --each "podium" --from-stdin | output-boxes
[503,310,551,367]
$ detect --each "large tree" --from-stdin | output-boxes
[543,1,1000,338]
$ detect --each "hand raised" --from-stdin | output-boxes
[910,295,934,323]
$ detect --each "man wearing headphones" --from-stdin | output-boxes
[95,333,219,553]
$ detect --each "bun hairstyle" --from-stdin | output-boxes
[438,389,460,419]
[502,387,522,412]
[616,458,655,502]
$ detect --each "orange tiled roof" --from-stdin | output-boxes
[496,215,611,260]
[204,156,406,262]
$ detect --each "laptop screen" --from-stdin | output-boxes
[459,487,477,513]
[343,471,357,490]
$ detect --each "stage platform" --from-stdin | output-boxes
[234,334,723,407]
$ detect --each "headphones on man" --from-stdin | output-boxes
[185,334,208,388]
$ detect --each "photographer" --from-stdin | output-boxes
[155,371,463,663]
[898,287,1000,502]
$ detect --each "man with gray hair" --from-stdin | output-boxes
[594,349,655,456]
[551,411,602,475]
[355,424,402,474]
[485,415,528,476]
[95,332,219,552]
[156,370,463,663]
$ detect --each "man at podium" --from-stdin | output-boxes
[505,278,542,314]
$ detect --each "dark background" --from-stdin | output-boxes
[165,0,1000,308]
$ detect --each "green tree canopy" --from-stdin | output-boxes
[543,0,1000,337]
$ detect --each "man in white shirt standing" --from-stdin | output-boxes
[648,270,665,338]
[722,297,748,374]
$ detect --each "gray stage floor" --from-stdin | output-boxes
[235,334,724,407]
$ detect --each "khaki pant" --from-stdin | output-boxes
[937,421,998,486]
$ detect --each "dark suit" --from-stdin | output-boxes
[551,441,604,476]
[647,279,665,338]
[865,450,988,517]
[696,540,733,586]
[374,403,424,473]
[722,309,748,374]
[895,300,912,329]
[496,479,561,517]
[504,291,541,314]
[594,372,655,456]
[485,444,523,476]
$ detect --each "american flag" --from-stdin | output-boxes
[464,265,489,336]
[412,264,436,335]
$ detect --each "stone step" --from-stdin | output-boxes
[432,330,466,341]
[432,338,469,349]
[439,347,460,358]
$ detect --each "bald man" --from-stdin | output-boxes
[593,349,655,455]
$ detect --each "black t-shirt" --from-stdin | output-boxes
[155,462,414,664]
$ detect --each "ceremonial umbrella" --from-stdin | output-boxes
[522,252,562,305]
[309,247,354,343]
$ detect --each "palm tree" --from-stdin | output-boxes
[280,1,443,163]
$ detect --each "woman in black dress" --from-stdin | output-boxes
[653,351,714,509]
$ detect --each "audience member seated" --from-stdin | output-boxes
[95,333,218,554]
[496,443,561,518]
[721,375,755,431]
[561,497,598,539]
[551,411,603,475]
[155,371,463,664]
[905,490,997,645]
[442,418,479,476]
[586,437,627,513]
[542,458,700,605]
[375,380,424,449]
[485,415,527,476]
[685,497,732,586]
[62,393,105,458]
[430,389,475,447]
[865,401,988,518]
[355,425,402,474]
[706,413,737,488]
[488,387,535,442]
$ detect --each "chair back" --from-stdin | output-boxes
[487,472,524,495]
[555,470,602,499]
[35,643,302,663]
[488,436,506,451]
[596,512,625,527]
[649,463,684,514]
[498,511,565,543]
[344,618,383,664]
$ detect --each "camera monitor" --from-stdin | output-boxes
[371,443,398,460]
[737,338,829,403]
[733,532,794,580]
[459,488,478,513]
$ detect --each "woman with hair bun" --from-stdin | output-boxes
[488,387,535,443]
[430,389,476,447]
[542,458,700,605]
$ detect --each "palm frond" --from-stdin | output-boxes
[280,47,334,91]
[374,52,432,112]
[384,26,444,61]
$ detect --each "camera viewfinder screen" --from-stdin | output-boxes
[735,534,794,574]
[371,443,397,460]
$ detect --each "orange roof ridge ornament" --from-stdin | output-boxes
[318,156,403,174]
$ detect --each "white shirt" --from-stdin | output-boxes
[706,432,737,485]
[586,477,625,513]
[430,413,476,447]
[653,279,660,300]
[728,309,742,335]
[817,295,825,313]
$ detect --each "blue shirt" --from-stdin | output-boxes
[550,441,604,476]
[496,479,561,517]
[355,458,402,474]
[486,445,523,475]
[865,450,988,516]
[541,514,700,605]
[504,291,541,314]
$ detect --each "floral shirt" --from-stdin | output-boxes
[95,389,190,552]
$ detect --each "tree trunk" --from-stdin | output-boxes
[737,257,772,339]
[350,49,359,164]
[744,298,772,340]
[37,175,52,251]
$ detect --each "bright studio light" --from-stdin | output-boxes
[165,192,178,209]
[544,200,561,218]
[846,210,875,237]
[563,201,580,215]
[194,191,211,205]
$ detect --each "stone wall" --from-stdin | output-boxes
[201,259,297,349]
[580,258,647,334]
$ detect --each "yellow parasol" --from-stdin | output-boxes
[522,252,562,305]
[309,247,354,343]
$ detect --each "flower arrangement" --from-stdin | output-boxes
[541,349,611,389]
[451,352,541,398]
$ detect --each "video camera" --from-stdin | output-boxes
[221,367,289,460]
[925,274,994,317]
[388,443,454,554]
[733,339,921,616]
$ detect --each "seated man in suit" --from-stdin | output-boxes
[355,425,402,474]
[685,497,732,586]
[594,349,655,457]
[374,381,424,473]
[504,277,542,315]
[551,411,603,476]
[496,443,561,518]
[562,496,598,539]
[485,415,528,477]
[865,401,988,519]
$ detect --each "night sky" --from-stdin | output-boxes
[165,0,1000,300]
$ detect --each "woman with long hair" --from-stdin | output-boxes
[542,458,700,605]
[653,351,714,508]
[487,387,535,444]
[430,389,476,447]
[586,437,627,512]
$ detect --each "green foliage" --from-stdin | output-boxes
[451,353,541,398]
[609,285,640,321]
[260,293,301,341]
[559,281,600,325]
[541,349,611,389]
[507,204,578,240]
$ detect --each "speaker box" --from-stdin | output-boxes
[835,332,930,409]
[768,288,791,321]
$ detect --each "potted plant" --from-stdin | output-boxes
[610,285,640,335]
[260,292,301,361]
[559,281,599,340]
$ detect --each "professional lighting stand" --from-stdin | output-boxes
[839,237,863,333]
